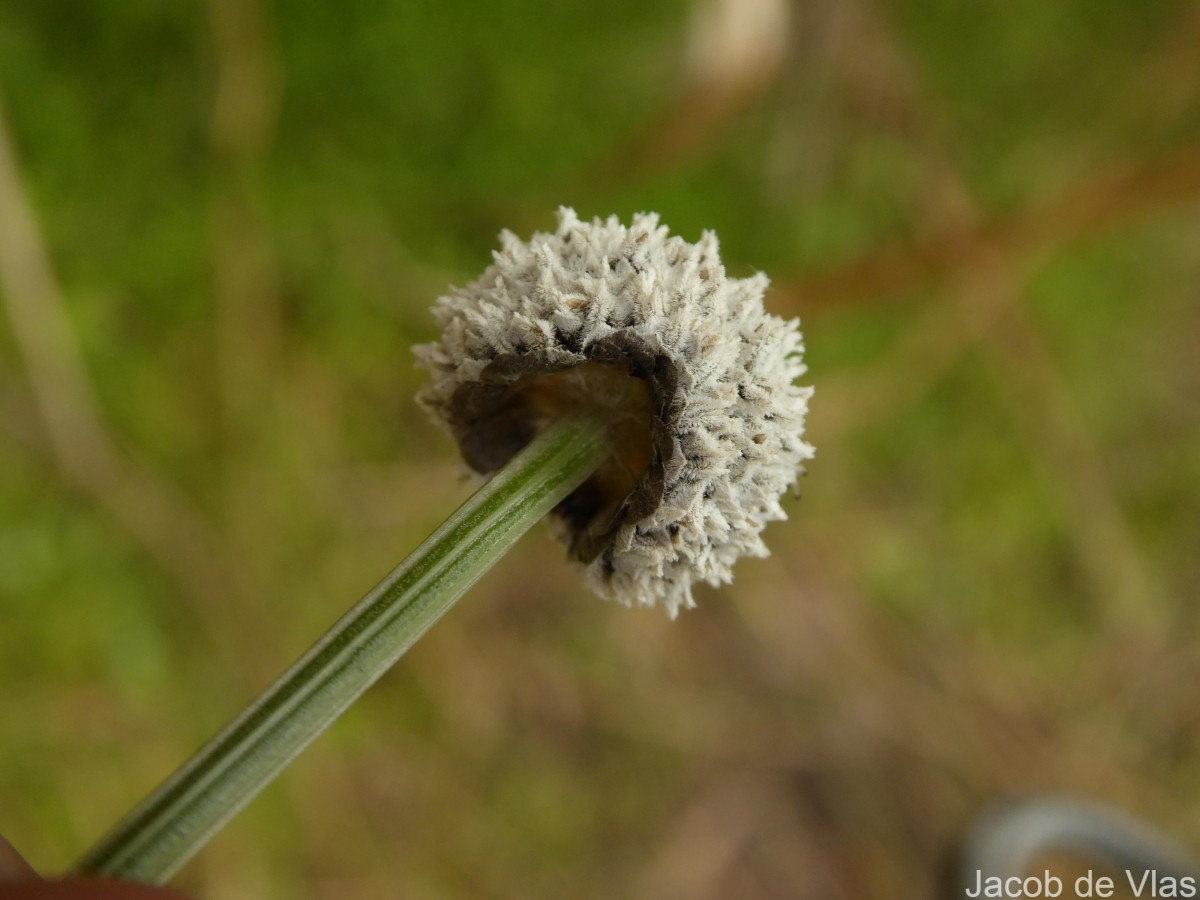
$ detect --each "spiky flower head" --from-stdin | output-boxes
[415,208,813,617]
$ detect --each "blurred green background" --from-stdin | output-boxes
[2,1,1199,897]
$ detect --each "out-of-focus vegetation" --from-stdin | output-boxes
[2,1,1198,898]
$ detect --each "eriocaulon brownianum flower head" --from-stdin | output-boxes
[69,209,813,887]
[415,207,814,618]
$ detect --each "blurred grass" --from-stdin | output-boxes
[1,1,1199,898]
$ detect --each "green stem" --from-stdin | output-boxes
[74,415,610,883]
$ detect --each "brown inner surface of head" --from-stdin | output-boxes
[449,350,674,564]
[519,361,656,540]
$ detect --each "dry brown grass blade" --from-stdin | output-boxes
[204,0,286,534]
[979,305,1166,639]
[0,89,237,634]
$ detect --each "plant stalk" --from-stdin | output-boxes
[73,414,610,883]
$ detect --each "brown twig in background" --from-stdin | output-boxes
[778,138,1200,313]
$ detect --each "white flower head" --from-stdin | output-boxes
[415,208,813,617]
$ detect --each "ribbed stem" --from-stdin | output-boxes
[74,415,610,883]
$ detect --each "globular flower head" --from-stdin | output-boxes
[415,208,813,617]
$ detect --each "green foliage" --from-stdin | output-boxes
[1,0,1198,896]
